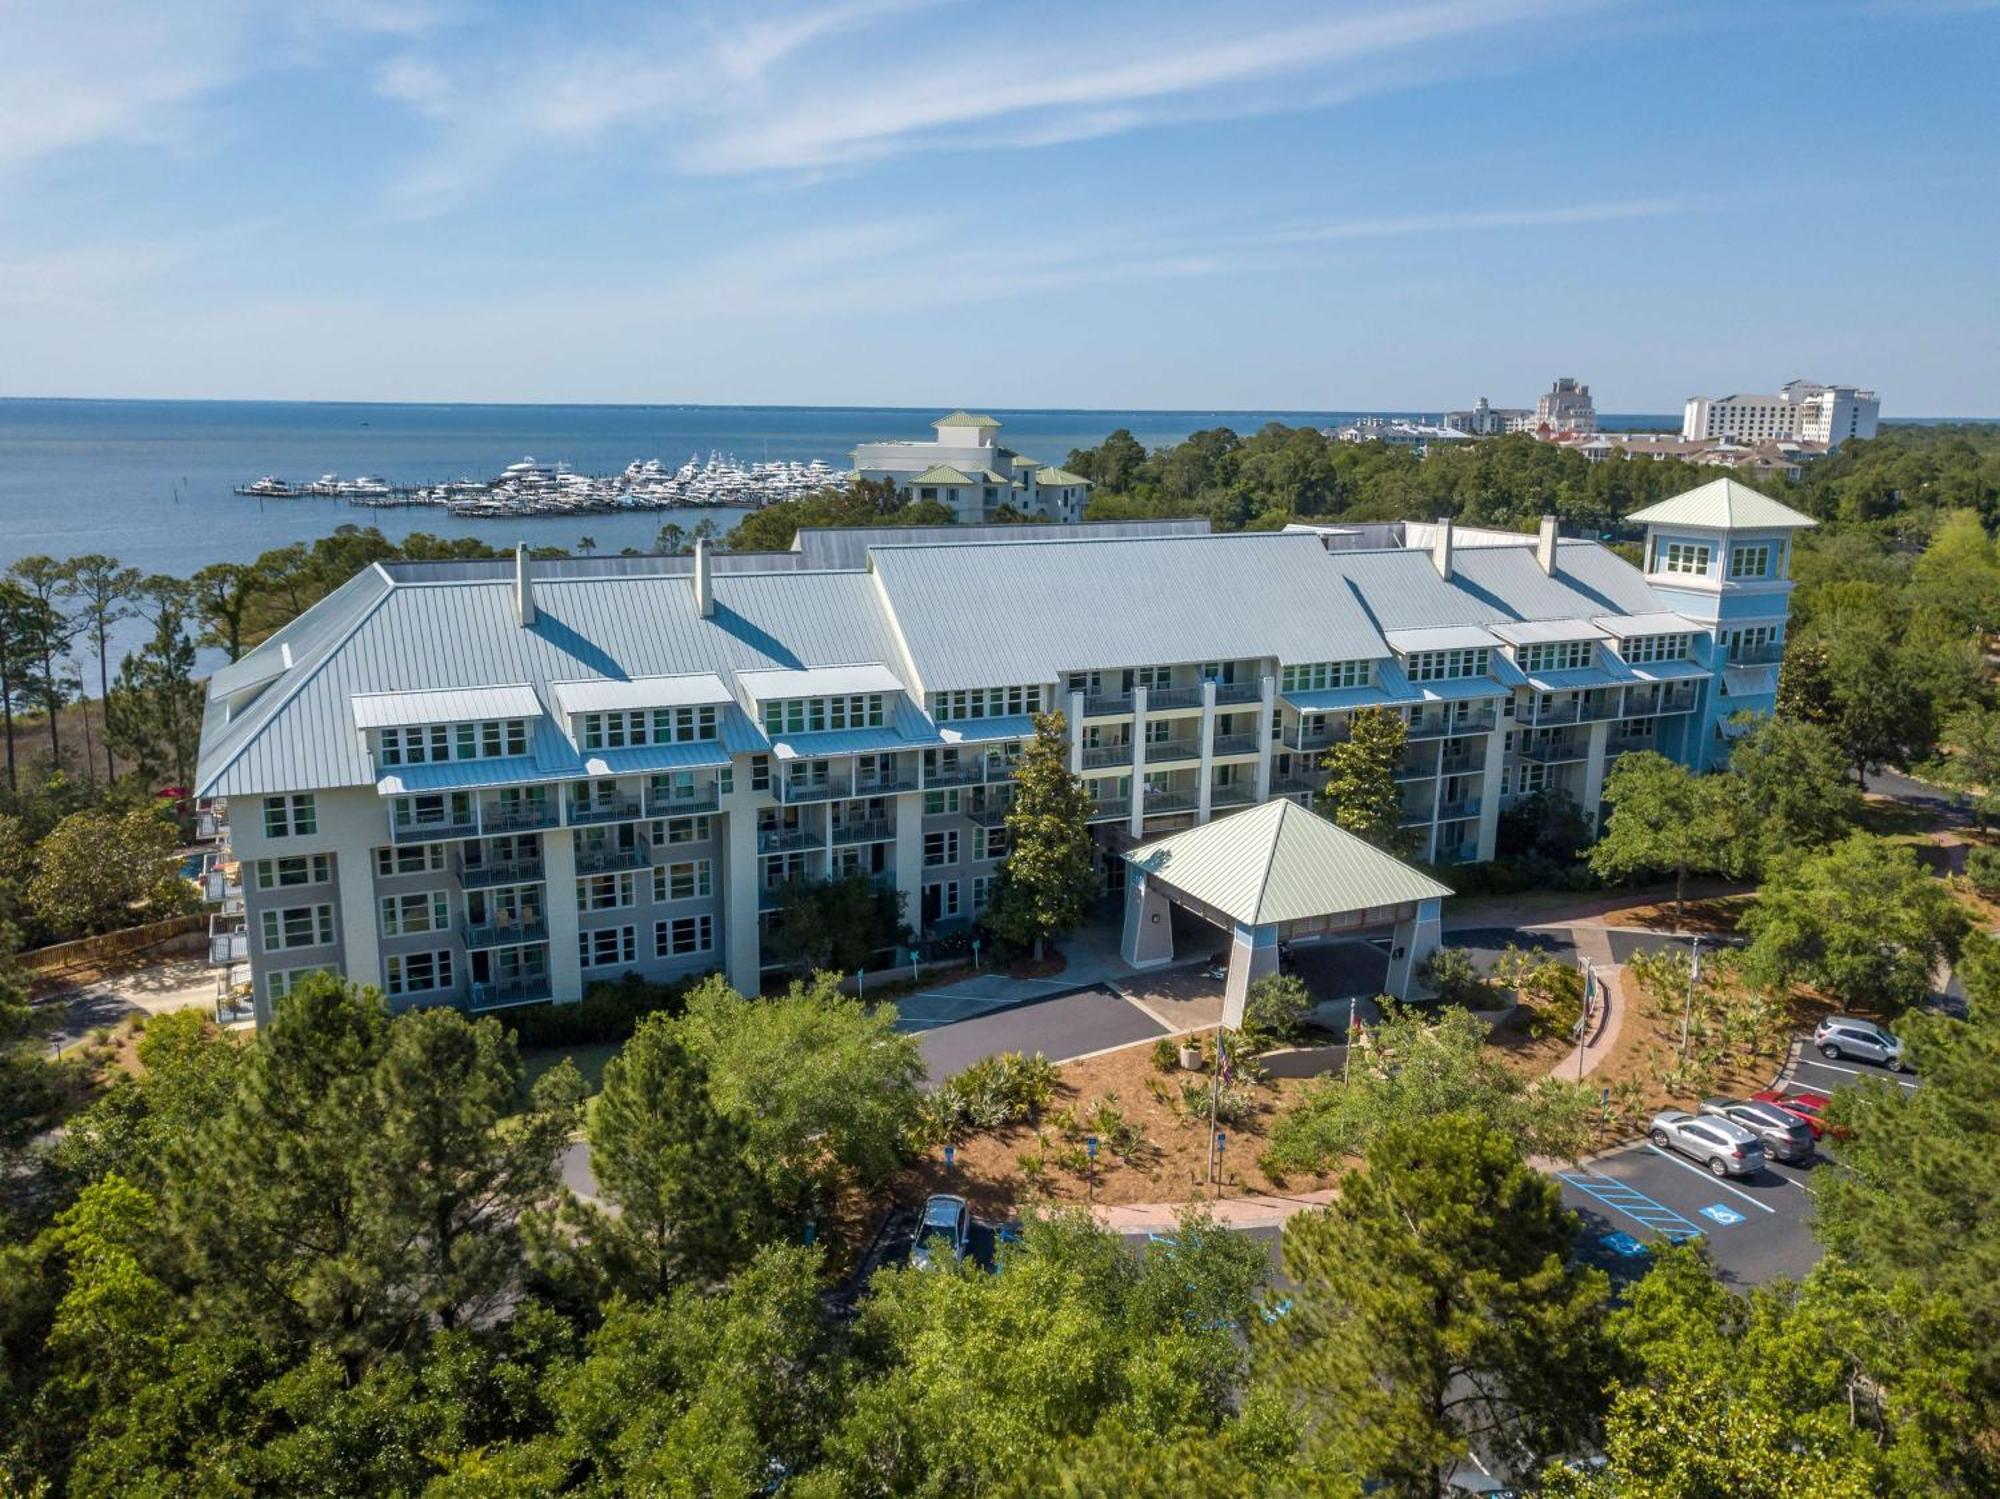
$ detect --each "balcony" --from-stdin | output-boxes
[758,825,820,853]
[966,802,1013,829]
[1625,685,1701,718]
[468,973,554,1010]
[1436,841,1480,866]
[1520,738,1586,764]
[464,915,549,949]
[455,853,545,890]
[202,869,243,905]
[196,809,228,843]
[852,771,918,797]
[1728,641,1784,666]
[1210,732,1263,757]
[391,806,479,845]
[1408,710,1497,739]
[1146,685,1204,711]
[1082,691,1133,717]
[647,782,720,818]
[1273,771,1321,796]
[575,835,651,874]
[208,914,248,966]
[1399,803,1438,827]
[1209,784,1258,809]
[1607,734,1657,756]
[1142,739,1202,768]
[1086,797,1131,823]
[1524,701,1583,728]
[1284,721,1348,754]
[1577,695,1622,722]
[567,794,644,827]
[1394,757,1439,782]
[758,883,791,912]
[831,818,895,847]
[776,774,848,805]
[924,760,986,788]
[1143,790,1199,815]
[1082,743,1134,771]
[1436,796,1482,822]
[481,799,559,835]
[983,756,1019,783]
[1212,680,1262,706]
[1438,752,1482,776]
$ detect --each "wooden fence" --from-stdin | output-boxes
[22,913,207,980]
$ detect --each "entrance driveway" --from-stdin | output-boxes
[915,984,1168,1080]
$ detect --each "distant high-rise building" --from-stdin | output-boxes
[1535,378,1596,434]
[1682,381,1879,450]
[1443,397,1532,435]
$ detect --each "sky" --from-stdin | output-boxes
[1,0,1996,414]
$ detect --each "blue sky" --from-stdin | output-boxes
[2,0,1996,414]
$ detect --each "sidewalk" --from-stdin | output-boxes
[1094,1186,1338,1235]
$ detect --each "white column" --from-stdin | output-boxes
[1253,674,1276,803]
[1475,719,1507,862]
[1580,718,1613,832]
[1128,683,1149,838]
[1120,868,1175,968]
[894,788,924,936]
[543,828,582,1002]
[1224,920,1280,1030]
[1068,689,1085,774]
[1196,679,1217,822]
[721,786,762,996]
[1383,897,1443,999]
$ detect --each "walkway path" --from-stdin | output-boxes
[29,958,217,1054]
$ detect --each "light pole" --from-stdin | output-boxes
[1342,994,1357,1084]
[1085,1135,1099,1205]
[1679,935,1702,1062]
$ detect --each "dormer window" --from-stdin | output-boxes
[1518,640,1594,673]
[1281,660,1371,693]
[377,718,529,766]
[1622,633,1690,664]
[1407,648,1489,682]
[932,685,1045,721]
[760,694,888,736]
[577,706,718,750]
[1657,541,1712,575]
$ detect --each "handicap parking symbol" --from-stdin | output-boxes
[1699,1203,1746,1226]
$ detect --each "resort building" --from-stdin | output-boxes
[1534,377,1597,434]
[195,481,1812,1025]
[849,411,1089,524]
[1682,381,1880,449]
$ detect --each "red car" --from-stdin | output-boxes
[1752,1088,1846,1141]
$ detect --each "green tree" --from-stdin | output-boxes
[1316,706,1410,854]
[674,972,924,1217]
[27,808,188,939]
[1938,703,2000,826]
[1258,1114,1612,1495]
[1723,714,1860,868]
[764,871,905,975]
[1589,751,1737,923]
[59,555,141,784]
[188,561,259,661]
[7,555,79,763]
[0,580,55,790]
[104,581,206,795]
[986,710,1099,958]
[1739,833,1966,1013]
[1262,1005,1597,1177]
[582,1011,773,1296]
[1775,634,1838,729]
[1242,972,1311,1043]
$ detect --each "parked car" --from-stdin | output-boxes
[1752,1087,1847,1141]
[1813,1016,1905,1070]
[1698,1096,1814,1163]
[910,1194,971,1271]
[1649,1109,1766,1177]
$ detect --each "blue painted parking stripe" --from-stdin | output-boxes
[1557,1170,1705,1241]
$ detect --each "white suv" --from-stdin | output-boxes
[1649,1110,1766,1178]
[1813,1016,1904,1070]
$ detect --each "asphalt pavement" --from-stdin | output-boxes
[914,983,1167,1079]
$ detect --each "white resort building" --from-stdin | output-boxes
[850,411,1090,524]
[1682,381,1880,449]
[194,478,1811,1025]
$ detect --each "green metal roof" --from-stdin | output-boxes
[1126,799,1451,927]
[910,464,973,485]
[1626,477,1817,531]
[1035,466,1090,486]
[933,411,1001,429]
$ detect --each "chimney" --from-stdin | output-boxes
[692,538,714,618]
[513,543,535,626]
[1535,514,1559,576]
[1430,516,1454,580]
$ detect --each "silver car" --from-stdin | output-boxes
[910,1193,971,1270]
[1814,1016,1904,1069]
[1698,1097,1813,1164]
[1649,1109,1766,1177]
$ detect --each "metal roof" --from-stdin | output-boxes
[735,663,907,702]
[938,714,1037,745]
[933,411,1001,428]
[1385,625,1500,653]
[1592,611,1698,637]
[790,518,1207,571]
[1488,618,1606,646]
[550,674,734,715]
[869,532,1392,694]
[350,684,543,730]
[1126,799,1451,927]
[1626,478,1817,531]
[910,465,975,485]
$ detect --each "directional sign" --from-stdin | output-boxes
[1699,1203,1746,1226]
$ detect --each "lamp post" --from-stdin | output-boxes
[1679,935,1702,1062]
[1085,1135,1099,1205]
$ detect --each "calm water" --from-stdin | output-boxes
[0,397,1678,669]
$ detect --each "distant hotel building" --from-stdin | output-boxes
[1331,417,1472,453]
[1682,381,1879,450]
[1445,378,1595,437]
[850,411,1090,524]
[195,478,1810,1024]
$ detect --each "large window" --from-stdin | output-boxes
[263,794,316,838]
[377,719,529,766]
[924,788,961,817]
[577,705,718,750]
[380,890,449,937]
[924,830,959,867]
[1280,661,1370,694]
[1660,542,1712,576]
[655,914,713,958]
[261,904,334,952]
[386,950,453,997]
[1518,640,1595,673]
[376,844,446,877]
[931,685,1045,721]
[577,872,636,911]
[1406,649,1489,682]
[263,966,328,1005]
[653,859,712,902]
[655,815,713,845]
[760,695,888,736]
[1729,543,1773,579]
[1622,633,1690,664]
[256,854,331,889]
[579,926,637,969]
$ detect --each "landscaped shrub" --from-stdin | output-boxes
[1242,973,1311,1043]
[1150,1036,1182,1073]
[914,1050,1061,1146]
[1418,947,1492,1008]
[506,971,703,1048]
[1968,845,2000,897]
[1180,1077,1258,1127]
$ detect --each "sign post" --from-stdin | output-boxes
[943,1143,955,1182]
[1085,1136,1099,1205]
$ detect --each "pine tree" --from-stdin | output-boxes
[1316,705,1411,855]
[104,585,205,794]
[985,710,1099,959]
[60,555,141,784]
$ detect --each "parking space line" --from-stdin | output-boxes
[1642,1145,1777,1212]
[1792,1057,1918,1089]
[1556,1170,1704,1241]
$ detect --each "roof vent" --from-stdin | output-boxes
[693,538,714,618]
[514,543,536,626]
[1536,514,1559,576]
[1431,516,1454,580]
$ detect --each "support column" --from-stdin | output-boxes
[1120,867,1175,969]
[1067,689,1085,775]
[893,789,924,936]
[1128,684,1149,839]
[720,791,762,996]
[1383,896,1443,1000]
[544,828,583,1002]
[1224,920,1280,1029]
[1253,673,1276,803]
[1476,718,1507,862]
[1196,679,1217,822]
[1580,718,1613,832]
[334,848,381,1003]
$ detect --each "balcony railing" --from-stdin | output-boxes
[196,809,228,843]
[455,853,545,890]
[1086,797,1131,823]
[469,973,553,1010]
[758,825,820,853]
[1436,797,1482,822]
[202,869,243,905]
[1436,841,1480,866]
[1143,790,1198,815]
[1625,685,1701,717]
[1212,680,1262,705]
[776,775,847,805]
[482,800,559,835]
[1393,758,1439,782]
[1142,739,1201,767]
[391,806,479,844]
[1577,696,1622,722]
[567,794,644,827]
[1210,733,1263,757]
[464,915,549,949]
[1408,710,1497,739]
[208,914,248,966]
[575,835,651,874]
[1082,692,1133,717]
[1285,722,1348,754]
[831,818,895,847]
[1438,752,1482,776]
[1607,734,1657,756]
[1525,701,1583,727]
[966,802,1013,829]
[1519,739,1586,764]
[1209,784,1258,809]
[1273,771,1321,796]
[647,783,720,817]
[852,772,919,797]
[1400,803,1439,826]
[1728,642,1784,666]
[1146,685,1204,711]
[924,761,985,788]
[1081,743,1133,770]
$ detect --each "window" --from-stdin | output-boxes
[577,872,636,911]
[1622,633,1690,664]
[655,815,713,845]
[1661,542,1712,576]
[1406,649,1490,682]
[1280,660,1370,694]
[924,830,958,867]
[1730,544,1773,579]
[263,966,325,1005]
[930,685,1045,721]
[261,904,334,952]
[386,949,453,996]
[1727,625,1779,660]
[579,926,637,969]
[1128,665,1173,691]
[971,875,991,912]
[256,854,331,889]
[1499,765,1513,795]
[263,794,316,838]
[760,695,889,736]
[577,706,718,750]
[654,859,712,902]
[380,719,527,764]
[926,881,962,918]
[376,844,445,877]
[379,890,449,937]
[924,788,961,816]
[750,755,770,793]
[973,825,1008,861]
[656,914,714,958]
[1518,640,1595,673]
[1519,762,1548,794]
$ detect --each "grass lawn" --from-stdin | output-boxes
[519,1040,621,1102]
